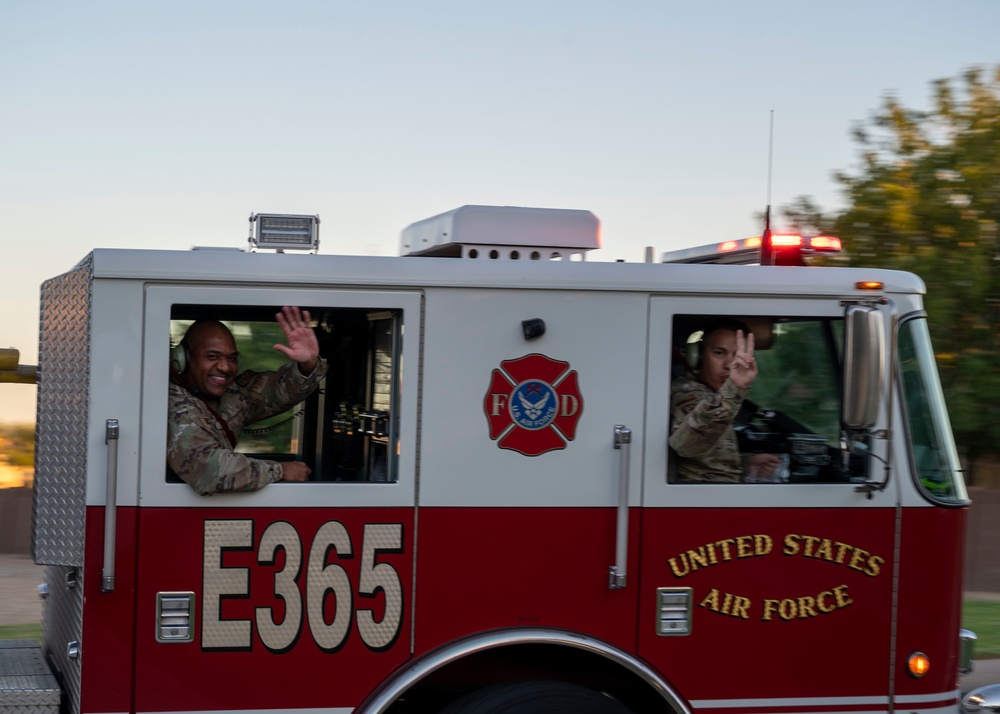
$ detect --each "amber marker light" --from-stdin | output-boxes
[907,652,930,678]
[855,281,884,290]
[719,241,739,252]
[809,236,842,251]
[745,236,762,248]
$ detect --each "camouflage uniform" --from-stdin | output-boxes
[669,376,749,483]
[167,360,328,495]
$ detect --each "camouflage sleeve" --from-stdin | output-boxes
[669,378,749,458]
[167,385,282,496]
[234,359,329,424]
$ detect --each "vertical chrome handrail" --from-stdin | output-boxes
[102,419,119,593]
[609,424,631,590]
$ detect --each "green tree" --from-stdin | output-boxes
[783,65,1000,469]
[0,423,34,468]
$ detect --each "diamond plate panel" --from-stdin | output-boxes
[33,257,93,567]
[0,640,60,713]
[40,566,81,714]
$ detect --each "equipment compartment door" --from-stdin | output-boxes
[412,286,648,657]
[640,297,895,705]
[133,285,421,714]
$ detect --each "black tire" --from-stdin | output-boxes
[438,680,634,714]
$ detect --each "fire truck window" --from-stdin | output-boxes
[897,317,966,503]
[751,320,841,445]
[669,315,869,484]
[168,306,403,485]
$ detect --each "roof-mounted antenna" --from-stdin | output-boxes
[760,110,775,266]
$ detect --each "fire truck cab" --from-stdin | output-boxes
[2,205,972,714]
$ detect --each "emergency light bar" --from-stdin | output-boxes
[660,234,842,266]
[249,213,320,252]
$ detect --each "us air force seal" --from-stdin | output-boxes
[484,354,584,456]
[510,380,558,430]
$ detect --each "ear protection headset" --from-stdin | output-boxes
[684,331,705,371]
[170,339,190,374]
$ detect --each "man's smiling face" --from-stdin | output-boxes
[185,325,239,399]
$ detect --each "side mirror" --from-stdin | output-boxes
[842,305,885,429]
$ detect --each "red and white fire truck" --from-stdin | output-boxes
[0,206,975,713]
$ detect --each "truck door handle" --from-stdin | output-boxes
[102,419,119,593]
[609,424,631,590]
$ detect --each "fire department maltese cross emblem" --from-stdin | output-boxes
[484,353,584,456]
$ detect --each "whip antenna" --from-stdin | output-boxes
[760,110,775,265]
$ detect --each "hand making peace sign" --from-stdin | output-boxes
[728,329,758,389]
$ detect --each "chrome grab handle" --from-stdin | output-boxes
[102,419,119,593]
[609,424,631,590]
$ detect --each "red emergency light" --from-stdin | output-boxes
[661,233,841,265]
[758,233,842,266]
[771,234,803,248]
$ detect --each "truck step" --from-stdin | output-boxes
[0,640,60,714]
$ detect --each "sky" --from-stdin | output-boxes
[2,0,998,423]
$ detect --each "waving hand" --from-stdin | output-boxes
[274,306,319,374]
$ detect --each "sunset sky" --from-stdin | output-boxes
[3,0,998,422]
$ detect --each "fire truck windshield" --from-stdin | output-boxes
[897,316,968,504]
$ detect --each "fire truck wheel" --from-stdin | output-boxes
[438,680,634,713]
